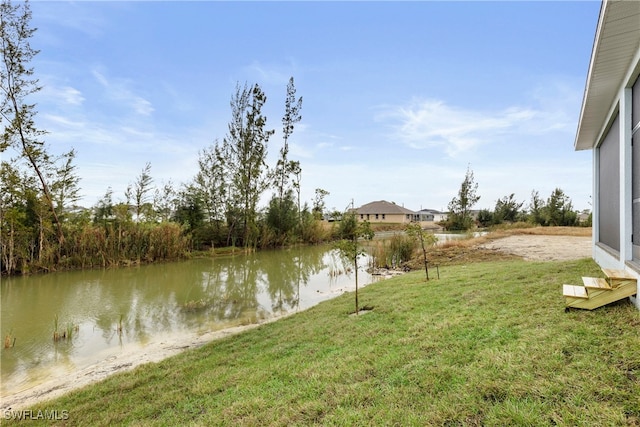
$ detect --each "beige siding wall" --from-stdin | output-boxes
[358,213,413,223]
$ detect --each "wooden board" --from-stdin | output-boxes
[563,284,588,299]
[565,282,638,310]
[582,277,611,290]
[601,269,636,280]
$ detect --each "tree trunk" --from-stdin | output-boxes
[11,97,65,249]
[420,234,429,280]
[354,252,359,315]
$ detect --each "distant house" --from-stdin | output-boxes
[356,200,417,223]
[574,0,640,309]
[416,209,448,223]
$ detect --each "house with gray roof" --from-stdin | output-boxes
[416,209,448,223]
[356,200,417,223]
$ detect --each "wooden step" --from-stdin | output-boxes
[564,281,637,310]
[601,269,637,288]
[582,277,611,290]
[563,284,588,299]
[602,269,636,280]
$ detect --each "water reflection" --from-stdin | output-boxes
[1,245,371,395]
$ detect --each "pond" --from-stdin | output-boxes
[1,245,376,397]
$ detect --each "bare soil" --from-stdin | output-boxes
[420,227,592,266]
[478,234,591,261]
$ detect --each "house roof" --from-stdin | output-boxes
[574,0,640,151]
[356,200,416,215]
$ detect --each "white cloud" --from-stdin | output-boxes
[379,99,541,157]
[91,69,155,117]
[378,87,579,158]
[41,114,84,128]
[37,83,85,108]
[244,60,297,86]
[54,86,85,106]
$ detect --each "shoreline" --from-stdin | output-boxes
[0,314,293,411]
[0,234,591,411]
[1,276,391,411]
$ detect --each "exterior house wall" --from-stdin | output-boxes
[359,213,412,223]
[591,58,640,309]
[577,0,640,309]
[416,210,448,223]
[633,75,640,261]
[356,200,417,223]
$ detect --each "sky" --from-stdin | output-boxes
[10,0,601,214]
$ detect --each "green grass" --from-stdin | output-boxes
[7,258,640,426]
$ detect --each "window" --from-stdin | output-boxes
[382,214,386,220]
[598,114,620,252]
[375,214,379,220]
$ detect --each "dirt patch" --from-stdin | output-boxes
[415,229,592,267]
[478,235,592,261]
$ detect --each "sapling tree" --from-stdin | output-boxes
[405,222,438,281]
[335,209,374,315]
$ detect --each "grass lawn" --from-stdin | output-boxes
[6,257,640,426]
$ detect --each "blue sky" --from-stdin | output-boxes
[20,1,600,213]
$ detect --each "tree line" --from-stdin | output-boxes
[443,166,590,231]
[0,1,332,275]
[0,1,590,276]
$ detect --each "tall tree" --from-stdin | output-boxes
[271,77,303,234]
[223,82,274,248]
[132,162,153,222]
[93,187,114,226]
[528,190,545,225]
[493,193,523,224]
[194,140,227,228]
[312,188,329,220]
[0,159,37,274]
[544,188,577,226]
[50,148,81,221]
[276,78,302,199]
[153,179,176,223]
[0,0,64,245]
[446,165,480,230]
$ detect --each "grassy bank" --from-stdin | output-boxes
[6,257,640,426]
